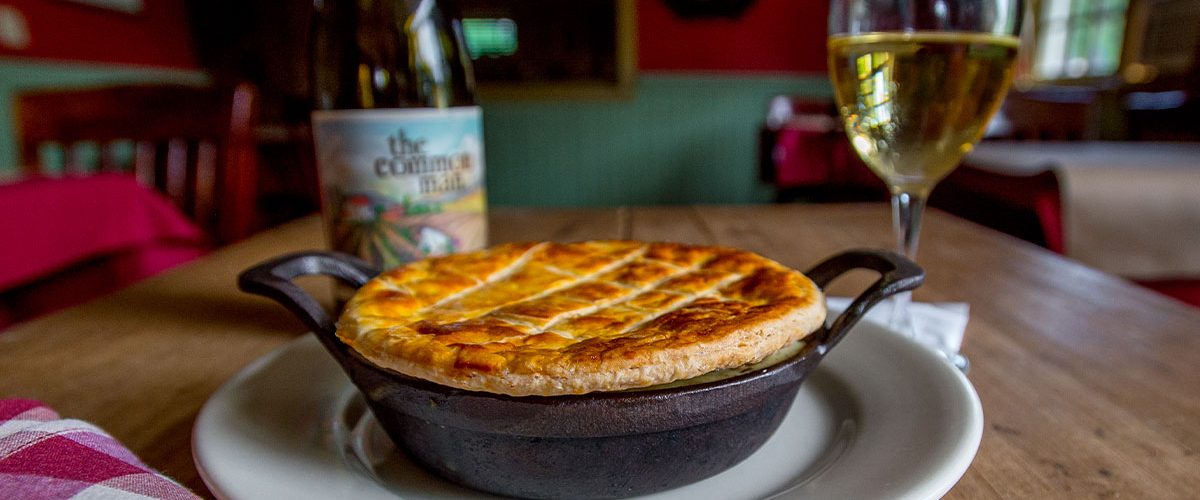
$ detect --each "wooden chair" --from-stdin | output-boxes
[930,162,1064,254]
[15,83,261,245]
[926,88,1090,253]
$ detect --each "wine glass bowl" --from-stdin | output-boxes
[828,32,1019,197]
[827,0,1022,338]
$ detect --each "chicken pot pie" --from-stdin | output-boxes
[337,241,826,396]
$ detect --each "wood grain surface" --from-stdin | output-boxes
[1,204,1197,498]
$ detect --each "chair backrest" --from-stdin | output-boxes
[931,163,1064,254]
[15,83,261,245]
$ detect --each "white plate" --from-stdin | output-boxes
[194,313,983,500]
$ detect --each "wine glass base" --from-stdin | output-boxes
[947,352,970,374]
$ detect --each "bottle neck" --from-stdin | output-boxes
[310,0,476,111]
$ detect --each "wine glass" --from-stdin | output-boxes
[827,0,1022,349]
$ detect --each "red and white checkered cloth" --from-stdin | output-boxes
[0,399,199,499]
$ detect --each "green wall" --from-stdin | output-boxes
[481,73,831,206]
[0,59,208,173]
[0,66,829,206]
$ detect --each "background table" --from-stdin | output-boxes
[1,205,1197,498]
[968,141,1200,280]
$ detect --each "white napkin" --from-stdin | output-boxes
[826,297,970,359]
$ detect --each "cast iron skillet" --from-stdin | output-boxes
[238,248,922,499]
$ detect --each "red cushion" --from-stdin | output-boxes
[0,174,208,329]
[1135,279,1200,308]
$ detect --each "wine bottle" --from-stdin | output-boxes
[310,0,487,277]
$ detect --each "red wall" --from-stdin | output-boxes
[0,0,826,74]
[0,0,196,68]
[638,0,830,74]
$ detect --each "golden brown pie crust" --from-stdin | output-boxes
[337,241,826,396]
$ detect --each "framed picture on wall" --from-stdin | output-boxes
[459,0,635,100]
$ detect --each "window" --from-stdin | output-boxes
[1032,0,1129,80]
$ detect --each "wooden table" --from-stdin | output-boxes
[2,205,1197,498]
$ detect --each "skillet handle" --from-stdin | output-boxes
[803,249,924,355]
[237,251,379,337]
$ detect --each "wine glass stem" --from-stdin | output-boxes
[889,190,925,334]
[892,190,925,259]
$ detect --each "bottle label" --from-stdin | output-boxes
[312,106,486,270]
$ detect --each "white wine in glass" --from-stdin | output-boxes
[828,33,1018,196]
[827,0,1022,347]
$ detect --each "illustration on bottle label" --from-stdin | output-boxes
[312,107,487,269]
